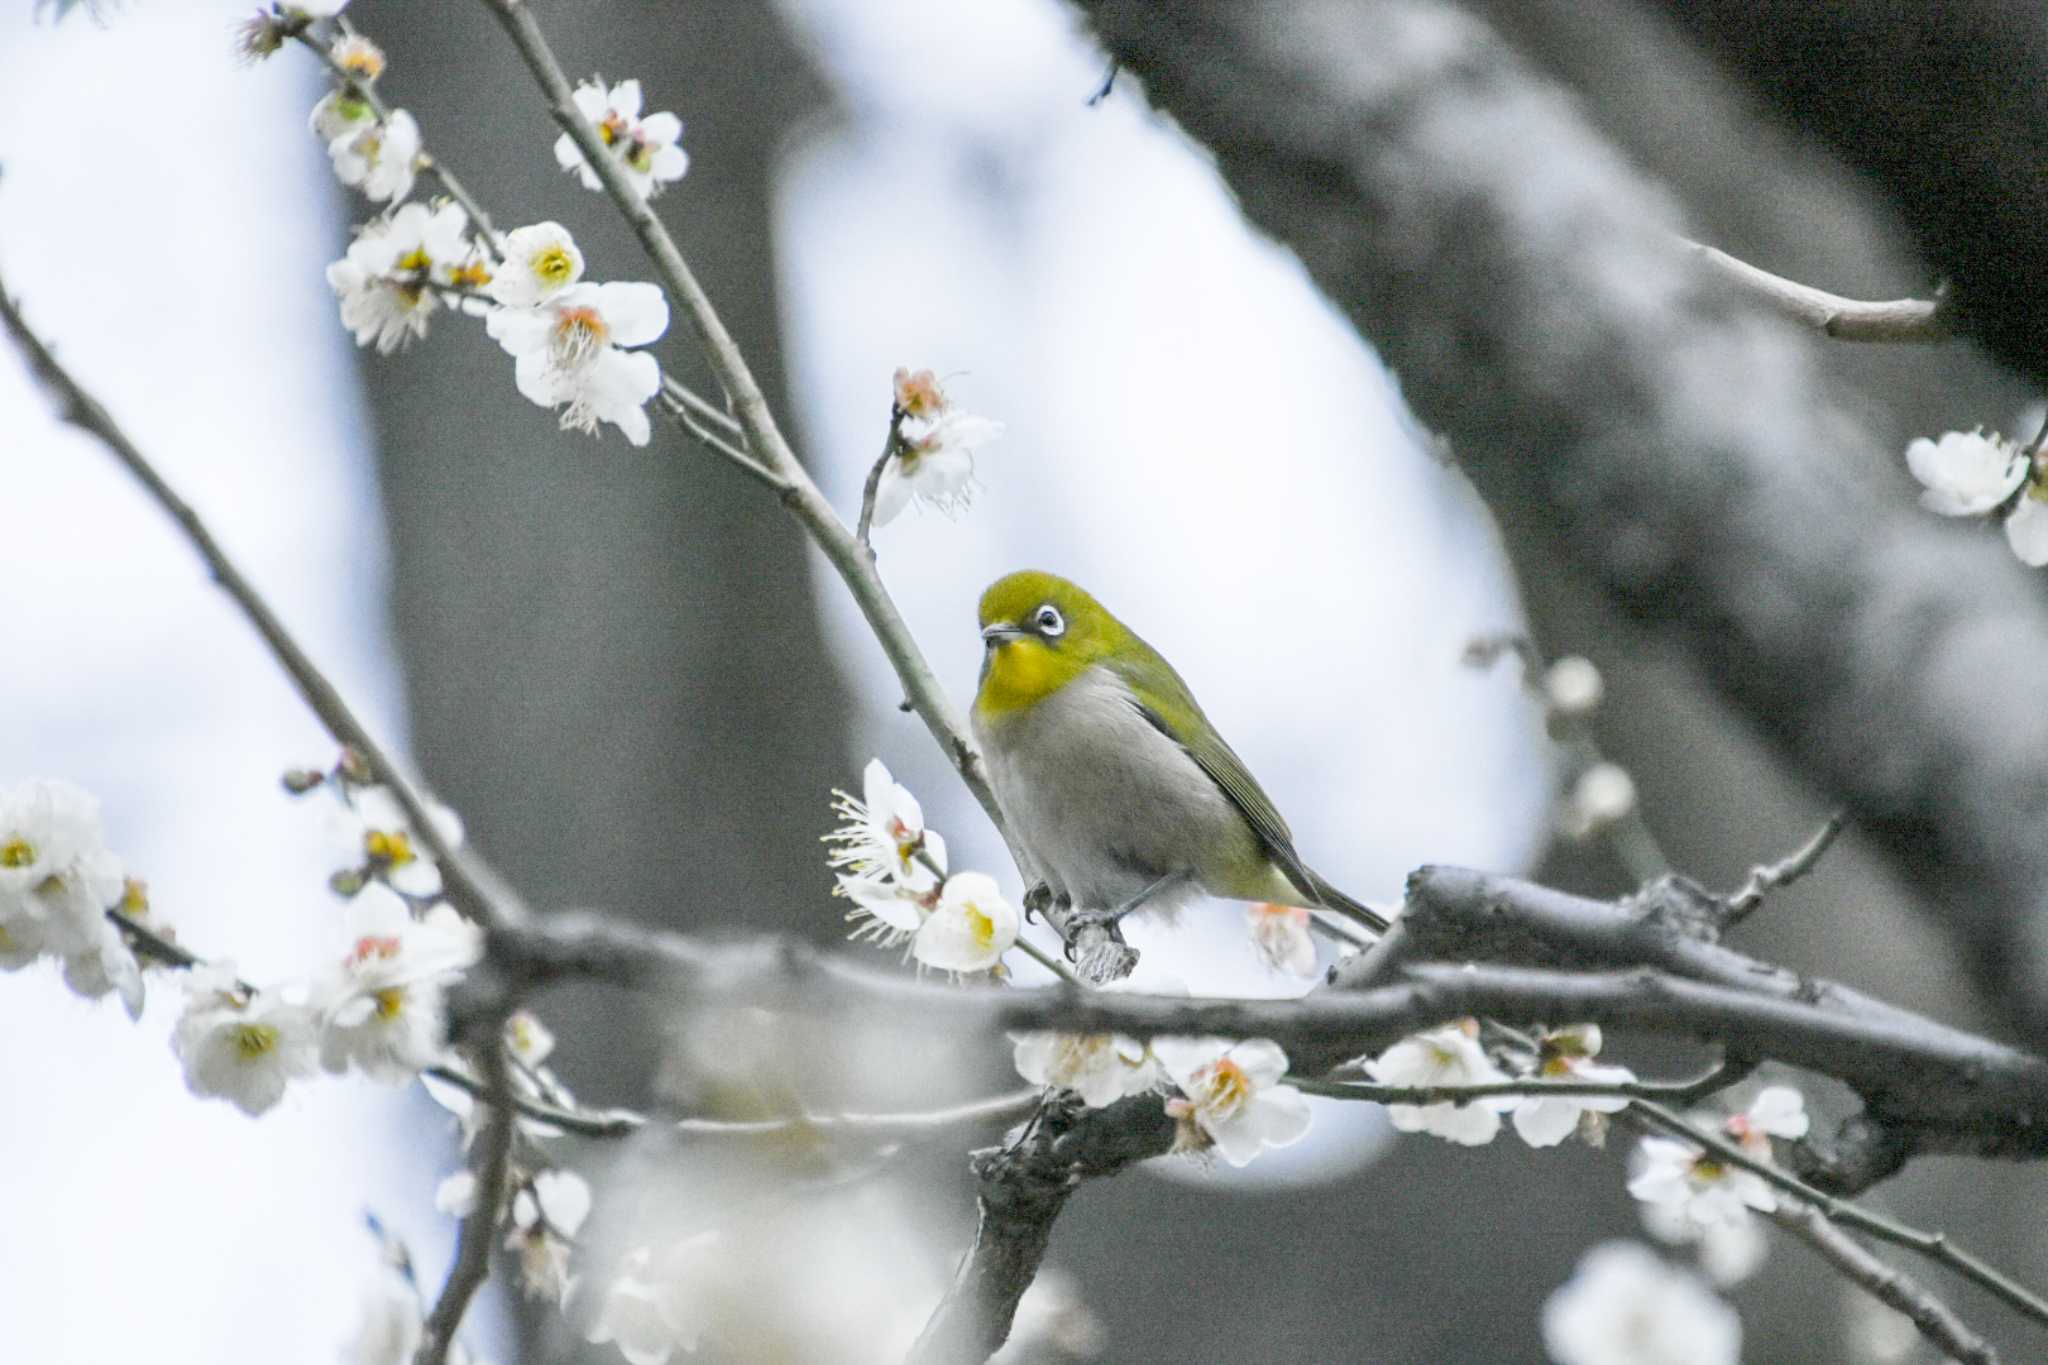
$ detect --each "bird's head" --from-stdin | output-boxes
[974,570,1125,716]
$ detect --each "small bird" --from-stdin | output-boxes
[970,570,1388,941]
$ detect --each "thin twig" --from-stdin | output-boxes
[656,380,785,490]
[416,1043,517,1365]
[477,0,1007,834]
[1724,810,1847,925]
[292,29,501,249]
[855,407,907,549]
[0,276,523,932]
[1631,1101,2048,1331]
[1682,239,1947,342]
[1768,1201,2000,1365]
[1293,1068,1744,1107]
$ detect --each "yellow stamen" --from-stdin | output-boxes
[374,987,407,1020]
[230,1022,280,1059]
[0,836,35,869]
[530,245,576,287]
[364,829,415,867]
[1193,1057,1253,1119]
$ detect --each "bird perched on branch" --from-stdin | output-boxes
[970,570,1388,945]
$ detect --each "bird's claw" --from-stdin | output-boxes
[1023,883,1053,924]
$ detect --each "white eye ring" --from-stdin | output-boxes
[1034,604,1066,637]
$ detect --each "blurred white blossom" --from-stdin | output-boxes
[1542,1241,1740,1365]
[326,203,487,355]
[0,778,142,1015]
[328,782,466,898]
[587,1235,718,1365]
[1013,1029,1155,1108]
[323,106,419,203]
[1366,1021,1513,1146]
[875,408,1003,526]
[1905,429,2026,517]
[2008,490,2048,566]
[1153,1036,1311,1166]
[555,78,689,201]
[1545,655,1604,718]
[1511,1023,1634,1148]
[316,887,479,1081]
[171,963,319,1116]
[911,871,1018,973]
[508,1169,592,1304]
[1245,901,1318,977]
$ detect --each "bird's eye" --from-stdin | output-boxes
[1034,605,1066,637]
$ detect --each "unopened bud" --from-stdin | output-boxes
[1544,656,1604,719]
[329,866,369,898]
[891,366,947,421]
[282,767,327,795]
[1561,762,1637,840]
[336,746,373,785]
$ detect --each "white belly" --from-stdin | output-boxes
[973,666,1259,914]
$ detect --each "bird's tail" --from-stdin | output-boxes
[1304,870,1391,935]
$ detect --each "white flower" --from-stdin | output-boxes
[435,1170,477,1218]
[874,410,1003,526]
[555,78,689,201]
[330,33,385,83]
[328,782,466,897]
[912,872,1018,973]
[58,908,145,1019]
[1906,429,2027,516]
[1542,1241,1741,1365]
[587,1236,717,1364]
[2007,488,2048,566]
[325,203,485,355]
[310,91,375,145]
[325,106,420,203]
[286,0,352,16]
[344,1270,422,1365]
[507,1008,557,1066]
[1365,1021,1514,1146]
[825,758,946,892]
[1152,1036,1312,1166]
[1729,1084,1808,1145]
[0,777,102,918]
[171,963,319,1116]
[485,281,668,446]
[1641,1198,1769,1287]
[1013,1029,1156,1108]
[316,888,480,1081]
[837,872,929,949]
[1246,901,1318,977]
[1627,1136,1776,1228]
[487,222,586,308]
[1511,1023,1635,1148]
[508,1169,592,1303]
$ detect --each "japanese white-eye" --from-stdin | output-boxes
[970,570,1387,936]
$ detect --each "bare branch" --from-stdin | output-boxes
[1681,239,1947,342]
[415,1043,516,1365]
[1723,810,1847,925]
[0,273,525,932]
[1768,1201,2000,1365]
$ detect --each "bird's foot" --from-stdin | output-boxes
[1023,883,1069,924]
[1058,907,1129,962]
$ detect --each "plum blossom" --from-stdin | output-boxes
[825,757,945,892]
[316,886,480,1081]
[908,872,1018,973]
[323,105,420,203]
[555,78,689,201]
[487,222,586,309]
[874,384,1003,526]
[330,33,384,83]
[1542,1241,1740,1365]
[1365,1020,1514,1146]
[587,1235,719,1364]
[1245,901,1317,977]
[1152,1036,1311,1166]
[1905,429,2027,516]
[0,778,142,1014]
[326,203,486,355]
[327,781,466,898]
[1627,1089,1806,1235]
[507,1169,592,1303]
[1013,1028,1156,1108]
[171,963,319,1116]
[1511,1023,1635,1148]
[485,281,668,446]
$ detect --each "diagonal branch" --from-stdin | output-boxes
[0,271,525,932]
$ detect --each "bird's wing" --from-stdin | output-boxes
[1105,650,1320,902]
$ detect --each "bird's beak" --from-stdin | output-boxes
[981,623,1026,646]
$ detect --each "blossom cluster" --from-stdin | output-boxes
[827,758,1020,973]
[0,779,147,1017]
[1366,1020,1632,1148]
[1905,427,2048,566]
[276,9,680,446]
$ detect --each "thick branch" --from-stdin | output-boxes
[1070,0,2048,1056]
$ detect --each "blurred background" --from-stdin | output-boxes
[3,0,2045,1361]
